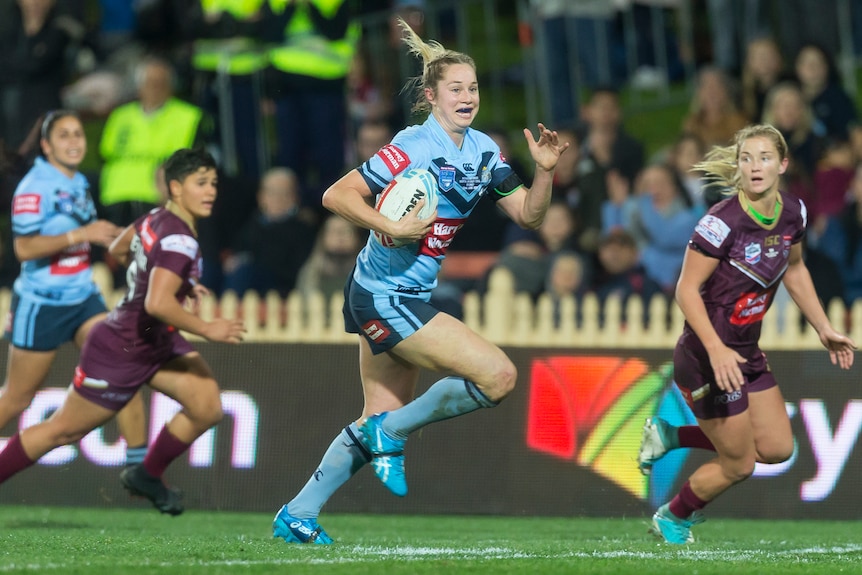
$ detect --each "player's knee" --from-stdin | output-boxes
[484,360,517,402]
[185,378,223,428]
[759,441,794,464]
[199,384,224,428]
[723,457,756,483]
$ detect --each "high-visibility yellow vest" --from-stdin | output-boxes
[267,0,359,80]
[192,0,268,75]
[99,99,203,206]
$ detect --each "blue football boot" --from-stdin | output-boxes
[638,417,677,476]
[272,505,333,545]
[649,503,705,544]
[361,413,407,497]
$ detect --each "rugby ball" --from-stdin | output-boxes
[373,168,438,247]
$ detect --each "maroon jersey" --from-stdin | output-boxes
[104,207,202,345]
[680,191,806,371]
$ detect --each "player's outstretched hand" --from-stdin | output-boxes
[82,219,123,248]
[819,327,856,370]
[523,122,570,172]
[204,318,246,344]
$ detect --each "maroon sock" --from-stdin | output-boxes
[677,426,716,451]
[668,480,708,519]
[143,427,190,478]
[0,433,36,484]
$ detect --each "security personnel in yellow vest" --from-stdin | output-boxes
[187,0,268,179]
[99,57,206,227]
[259,0,359,212]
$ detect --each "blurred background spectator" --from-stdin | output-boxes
[184,0,268,180]
[98,56,207,227]
[222,167,315,297]
[0,0,79,154]
[259,0,359,215]
[296,213,363,304]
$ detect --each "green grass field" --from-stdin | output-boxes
[1,506,861,575]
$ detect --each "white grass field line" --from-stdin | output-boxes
[2,543,862,571]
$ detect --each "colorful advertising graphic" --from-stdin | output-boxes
[525,356,695,507]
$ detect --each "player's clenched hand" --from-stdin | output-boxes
[707,344,747,392]
[388,199,436,243]
[204,319,246,344]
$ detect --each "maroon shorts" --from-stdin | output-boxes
[72,321,194,411]
[673,338,777,420]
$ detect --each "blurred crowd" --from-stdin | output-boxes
[2,0,862,326]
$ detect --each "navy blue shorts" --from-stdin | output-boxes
[342,274,439,354]
[4,291,106,351]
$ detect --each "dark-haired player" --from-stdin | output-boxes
[0,148,245,515]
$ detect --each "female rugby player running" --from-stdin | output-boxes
[272,18,569,544]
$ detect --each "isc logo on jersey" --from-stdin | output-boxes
[373,168,439,248]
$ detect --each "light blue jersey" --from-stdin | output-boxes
[11,157,99,304]
[356,114,523,297]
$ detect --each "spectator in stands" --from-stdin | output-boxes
[347,46,393,144]
[550,125,605,254]
[545,250,588,327]
[0,0,75,153]
[682,67,749,148]
[740,36,790,122]
[811,163,862,304]
[591,227,662,327]
[259,0,359,210]
[667,132,708,210]
[221,167,315,297]
[707,0,766,75]
[529,0,625,126]
[353,119,393,166]
[794,43,858,140]
[296,213,363,305]
[614,163,703,295]
[761,81,824,182]
[183,0,268,179]
[812,137,856,231]
[579,88,645,185]
[98,57,207,227]
[493,201,579,299]
[777,0,842,66]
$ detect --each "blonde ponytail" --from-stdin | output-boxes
[396,18,476,115]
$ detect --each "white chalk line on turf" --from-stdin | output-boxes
[3,543,862,571]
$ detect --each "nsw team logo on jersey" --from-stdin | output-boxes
[438,166,456,191]
[55,191,75,215]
